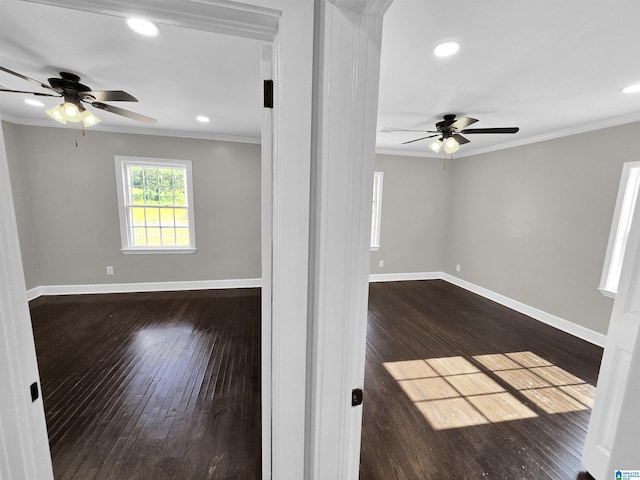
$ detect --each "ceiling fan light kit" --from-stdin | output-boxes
[444,137,460,154]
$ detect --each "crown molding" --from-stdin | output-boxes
[20,0,280,41]
[379,111,640,159]
[0,113,261,144]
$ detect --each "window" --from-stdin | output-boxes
[599,161,640,297]
[371,171,383,250]
[115,156,196,254]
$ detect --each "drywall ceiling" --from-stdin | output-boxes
[1,0,640,157]
[378,0,640,157]
[0,0,263,142]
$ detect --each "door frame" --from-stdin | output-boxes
[1,1,392,478]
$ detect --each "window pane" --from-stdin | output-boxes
[147,227,162,246]
[132,227,147,246]
[131,207,146,226]
[173,188,186,206]
[159,188,174,206]
[160,208,175,227]
[118,158,194,251]
[129,166,143,187]
[176,227,190,245]
[174,169,185,188]
[161,228,176,245]
[145,207,160,226]
[175,208,189,227]
[159,168,173,188]
[131,187,144,205]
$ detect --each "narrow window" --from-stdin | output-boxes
[599,161,640,297]
[371,171,383,250]
[115,156,196,254]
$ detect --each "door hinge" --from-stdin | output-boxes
[263,79,273,109]
[30,382,39,402]
[352,388,363,407]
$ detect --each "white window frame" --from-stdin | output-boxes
[114,156,196,254]
[599,161,640,298]
[371,171,383,251]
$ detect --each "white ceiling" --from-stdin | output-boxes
[1,0,640,156]
[0,0,263,142]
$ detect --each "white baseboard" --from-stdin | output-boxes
[440,273,606,347]
[368,271,606,347]
[369,272,441,282]
[26,272,606,347]
[27,278,262,300]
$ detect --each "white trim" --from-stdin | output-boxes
[368,271,606,347]
[0,114,54,479]
[440,273,606,347]
[376,110,640,159]
[370,171,383,249]
[0,114,261,145]
[598,161,640,298]
[114,156,197,252]
[368,271,440,282]
[26,278,261,298]
[26,272,606,348]
[260,43,274,480]
[21,0,280,41]
[121,248,196,255]
[375,147,432,158]
[305,3,387,477]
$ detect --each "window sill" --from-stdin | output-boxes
[370,246,380,252]
[597,287,616,299]
[121,248,197,255]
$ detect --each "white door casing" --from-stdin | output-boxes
[0,116,54,480]
[1,0,392,478]
[583,176,640,478]
[260,43,274,480]
[306,1,392,478]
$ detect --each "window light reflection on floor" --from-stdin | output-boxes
[383,352,596,430]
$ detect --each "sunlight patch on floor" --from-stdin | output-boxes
[384,351,595,430]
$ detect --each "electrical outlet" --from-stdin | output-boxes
[456,264,461,272]
[106,266,114,275]
[379,260,384,268]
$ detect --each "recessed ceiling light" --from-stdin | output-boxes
[434,41,460,57]
[196,115,210,123]
[24,98,44,107]
[126,18,159,37]
[622,84,640,94]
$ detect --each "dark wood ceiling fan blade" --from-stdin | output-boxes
[0,88,59,97]
[449,117,478,130]
[382,128,438,133]
[90,102,156,124]
[80,90,138,102]
[460,127,520,134]
[0,66,57,92]
[452,133,470,144]
[402,134,439,145]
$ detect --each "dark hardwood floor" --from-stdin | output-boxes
[360,280,603,480]
[31,280,603,479]
[30,289,261,480]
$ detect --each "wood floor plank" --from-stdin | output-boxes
[31,289,261,480]
[360,280,602,480]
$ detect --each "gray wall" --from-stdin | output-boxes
[370,154,449,274]
[445,123,640,335]
[6,119,637,336]
[4,122,261,289]
[4,121,41,289]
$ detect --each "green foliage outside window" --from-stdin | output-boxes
[126,165,190,247]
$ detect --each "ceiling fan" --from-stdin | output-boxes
[0,66,156,127]
[383,114,519,154]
